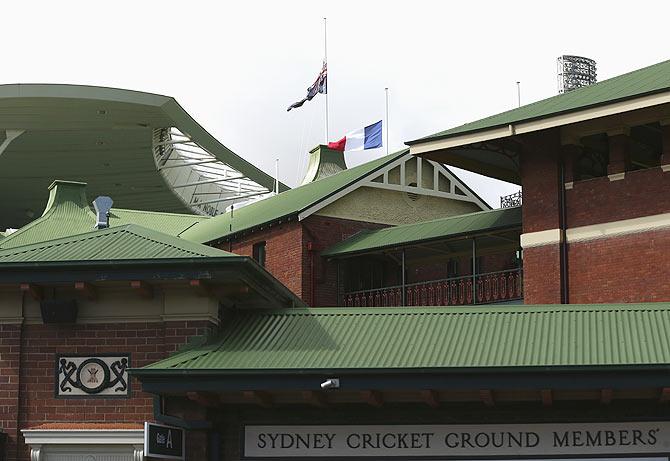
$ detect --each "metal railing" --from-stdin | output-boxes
[500,191,522,208]
[342,268,523,307]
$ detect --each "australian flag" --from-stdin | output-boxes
[287,62,327,111]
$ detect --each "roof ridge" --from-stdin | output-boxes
[110,207,209,219]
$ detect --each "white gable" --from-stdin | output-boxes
[298,152,488,221]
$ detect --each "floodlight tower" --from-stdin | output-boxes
[557,55,597,93]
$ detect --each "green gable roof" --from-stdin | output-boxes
[137,303,670,374]
[0,180,209,250]
[409,58,670,145]
[322,206,521,257]
[181,150,409,244]
[0,224,231,263]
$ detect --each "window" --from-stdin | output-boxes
[252,241,266,267]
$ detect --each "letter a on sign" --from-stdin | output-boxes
[144,422,185,460]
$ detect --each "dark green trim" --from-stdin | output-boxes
[135,369,670,394]
[0,257,304,308]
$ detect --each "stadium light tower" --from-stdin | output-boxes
[557,55,597,93]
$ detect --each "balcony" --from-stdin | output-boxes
[341,268,523,307]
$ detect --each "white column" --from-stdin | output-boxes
[30,445,42,461]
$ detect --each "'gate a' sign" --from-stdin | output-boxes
[144,422,185,460]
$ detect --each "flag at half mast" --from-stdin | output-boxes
[287,61,327,111]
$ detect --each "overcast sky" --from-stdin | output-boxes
[2,1,669,207]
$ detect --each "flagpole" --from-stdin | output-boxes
[324,17,329,143]
[275,158,279,195]
[385,87,389,156]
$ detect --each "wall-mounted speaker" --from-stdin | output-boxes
[40,299,78,323]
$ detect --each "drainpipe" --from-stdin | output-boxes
[307,241,315,306]
[471,237,477,304]
[558,158,569,304]
[336,260,341,306]
[401,249,406,306]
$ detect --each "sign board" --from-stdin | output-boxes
[244,422,670,458]
[144,422,185,460]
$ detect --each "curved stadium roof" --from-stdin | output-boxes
[0,84,287,229]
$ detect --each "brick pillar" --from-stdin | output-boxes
[562,143,581,187]
[607,129,630,179]
[660,121,670,168]
[0,324,21,461]
[519,129,563,304]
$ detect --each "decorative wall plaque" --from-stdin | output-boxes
[56,354,130,397]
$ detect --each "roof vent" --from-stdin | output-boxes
[93,196,113,229]
[300,145,348,185]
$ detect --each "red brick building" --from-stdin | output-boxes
[0,185,301,460]
[182,146,489,306]
[409,58,670,305]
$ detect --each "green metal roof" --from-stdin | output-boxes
[0,84,286,230]
[181,149,409,244]
[408,58,670,145]
[0,180,209,250]
[0,224,232,263]
[138,303,670,374]
[322,206,521,257]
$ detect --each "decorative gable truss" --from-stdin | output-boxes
[298,153,488,220]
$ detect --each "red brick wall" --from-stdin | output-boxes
[523,245,562,304]
[518,133,564,305]
[220,217,387,306]
[520,138,670,304]
[566,167,670,228]
[0,324,21,461]
[222,221,305,299]
[302,216,389,306]
[568,229,670,303]
[8,319,213,461]
[520,132,561,234]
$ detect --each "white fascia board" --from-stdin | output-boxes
[409,90,670,155]
[22,429,144,445]
[567,212,670,243]
[520,211,670,248]
[520,229,562,248]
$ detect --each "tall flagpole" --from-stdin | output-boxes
[324,17,329,143]
[385,87,389,156]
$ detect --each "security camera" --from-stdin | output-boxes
[320,378,340,390]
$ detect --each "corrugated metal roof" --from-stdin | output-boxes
[141,303,670,373]
[409,58,670,145]
[0,224,232,262]
[0,84,286,229]
[181,150,409,244]
[0,181,209,249]
[322,206,521,257]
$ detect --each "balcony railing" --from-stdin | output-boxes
[342,268,523,307]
